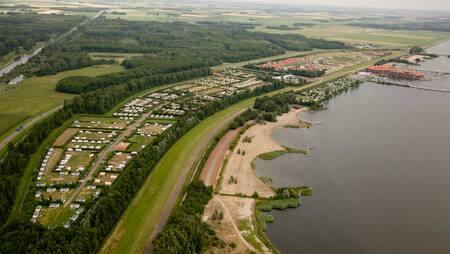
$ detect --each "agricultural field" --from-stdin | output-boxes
[253,25,450,48]
[0,1,109,17]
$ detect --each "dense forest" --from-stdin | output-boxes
[0,13,85,58]
[350,21,450,32]
[3,17,349,82]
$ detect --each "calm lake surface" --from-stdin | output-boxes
[255,41,450,254]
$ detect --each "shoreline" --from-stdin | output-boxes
[203,108,309,253]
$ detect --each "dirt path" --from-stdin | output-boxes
[200,129,240,188]
[144,109,246,253]
[215,195,257,252]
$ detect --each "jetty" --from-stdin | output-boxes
[370,76,450,93]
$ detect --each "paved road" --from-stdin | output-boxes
[0,105,63,151]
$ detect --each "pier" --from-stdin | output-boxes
[370,76,450,93]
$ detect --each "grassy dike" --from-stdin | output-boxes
[100,50,407,253]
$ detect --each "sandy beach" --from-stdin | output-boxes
[219,108,304,198]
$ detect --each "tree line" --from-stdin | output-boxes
[351,21,450,32]
[56,58,215,94]
[152,181,219,253]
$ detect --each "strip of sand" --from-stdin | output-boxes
[200,129,240,188]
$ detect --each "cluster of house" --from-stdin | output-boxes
[148,92,179,101]
[114,97,160,117]
[158,102,186,116]
[67,131,116,151]
[73,120,128,129]
[36,147,54,181]
[149,113,176,119]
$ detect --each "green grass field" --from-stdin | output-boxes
[127,135,154,152]
[0,64,124,138]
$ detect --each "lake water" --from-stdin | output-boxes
[255,41,450,254]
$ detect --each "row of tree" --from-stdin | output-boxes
[351,21,450,32]
[56,58,215,93]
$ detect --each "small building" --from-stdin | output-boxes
[114,142,130,151]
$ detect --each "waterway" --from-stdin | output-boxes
[0,47,43,79]
[255,41,450,254]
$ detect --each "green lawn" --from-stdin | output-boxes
[0,64,124,138]
[0,113,28,137]
[127,135,154,152]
